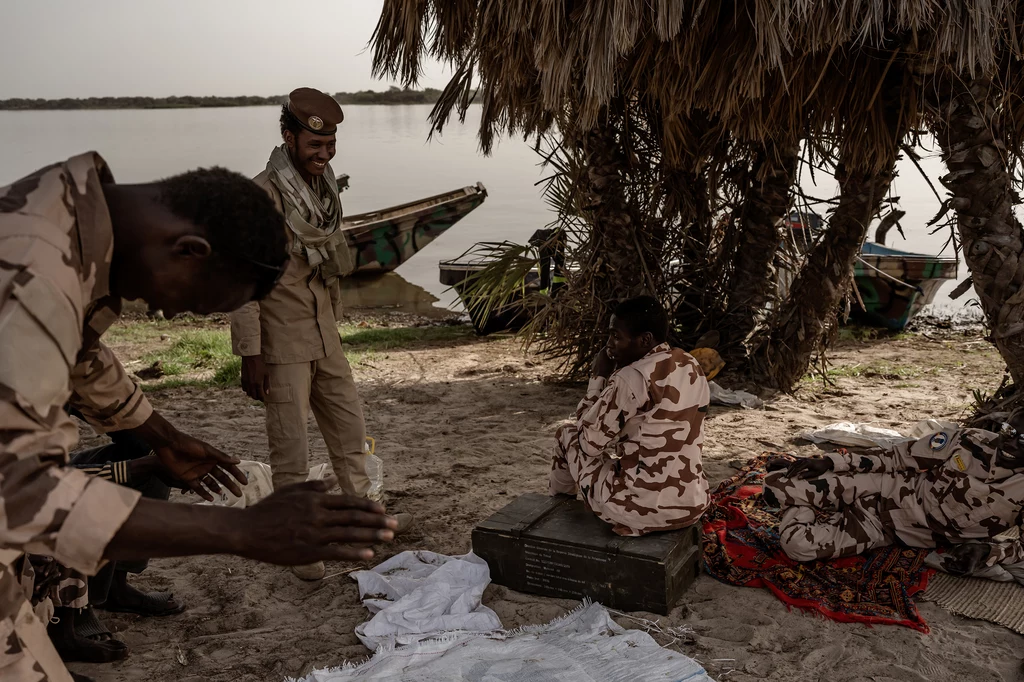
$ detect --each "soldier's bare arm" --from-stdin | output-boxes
[105,479,396,565]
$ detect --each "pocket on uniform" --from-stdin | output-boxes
[264,383,294,404]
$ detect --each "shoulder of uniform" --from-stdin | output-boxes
[252,170,283,211]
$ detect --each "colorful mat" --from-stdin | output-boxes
[702,454,935,632]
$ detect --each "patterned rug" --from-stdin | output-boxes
[702,454,935,632]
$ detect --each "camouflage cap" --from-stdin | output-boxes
[287,87,344,135]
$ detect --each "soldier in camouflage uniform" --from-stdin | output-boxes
[764,417,1024,573]
[0,154,397,682]
[231,88,412,582]
[549,296,711,536]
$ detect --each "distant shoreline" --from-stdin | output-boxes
[0,88,444,111]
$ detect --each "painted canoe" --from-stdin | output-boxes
[444,232,958,335]
[342,182,487,275]
[849,241,958,330]
[439,243,542,335]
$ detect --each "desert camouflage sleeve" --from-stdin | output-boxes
[0,276,141,576]
[575,368,645,458]
[825,431,958,473]
[982,537,1024,566]
[230,301,262,356]
[69,338,152,434]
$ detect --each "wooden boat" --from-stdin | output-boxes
[849,242,958,330]
[785,211,959,330]
[439,241,544,335]
[444,214,958,335]
[342,183,487,275]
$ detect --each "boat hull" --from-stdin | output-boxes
[344,183,487,275]
[439,263,539,335]
[849,244,958,330]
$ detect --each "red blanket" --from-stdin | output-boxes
[702,455,935,632]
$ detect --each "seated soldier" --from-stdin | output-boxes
[764,413,1024,576]
[549,296,711,536]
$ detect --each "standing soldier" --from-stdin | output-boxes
[231,88,412,581]
[764,415,1024,575]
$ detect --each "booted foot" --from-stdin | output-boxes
[291,561,326,581]
[98,574,185,617]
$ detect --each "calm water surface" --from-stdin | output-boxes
[0,105,974,312]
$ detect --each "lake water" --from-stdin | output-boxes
[0,105,974,313]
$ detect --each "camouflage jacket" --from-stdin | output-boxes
[0,153,146,626]
[826,428,1024,563]
[230,169,343,365]
[573,343,711,524]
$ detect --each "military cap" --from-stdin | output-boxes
[287,87,344,135]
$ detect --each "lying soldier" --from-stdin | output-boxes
[764,413,1024,576]
[549,296,711,536]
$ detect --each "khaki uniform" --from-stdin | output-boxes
[230,171,368,494]
[765,428,1024,563]
[549,344,711,536]
[0,154,149,681]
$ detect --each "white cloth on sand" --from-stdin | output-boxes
[709,381,763,409]
[799,420,957,449]
[350,551,502,649]
[295,601,715,682]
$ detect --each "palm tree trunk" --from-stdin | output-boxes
[721,138,800,360]
[928,72,1024,386]
[755,163,895,388]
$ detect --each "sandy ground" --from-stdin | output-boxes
[70,320,1024,682]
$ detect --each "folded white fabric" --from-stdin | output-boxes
[351,551,502,650]
[298,601,715,682]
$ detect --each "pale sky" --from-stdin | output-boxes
[0,0,447,98]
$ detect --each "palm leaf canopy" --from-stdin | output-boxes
[372,0,1024,172]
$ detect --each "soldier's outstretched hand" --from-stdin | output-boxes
[784,456,833,480]
[237,480,397,565]
[942,542,991,576]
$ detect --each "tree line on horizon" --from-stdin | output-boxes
[0,86,444,110]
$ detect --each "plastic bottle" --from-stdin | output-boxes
[365,437,385,503]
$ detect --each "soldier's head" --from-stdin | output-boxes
[105,167,289,318]
[280,88,343,184]
[606,296,670,366]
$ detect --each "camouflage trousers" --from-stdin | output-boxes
[763,470,903,562]
[549,423,665,537]
[29,556,88,612]
[0,556,73,682]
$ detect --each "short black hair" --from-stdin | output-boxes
[612,296,670,343]
[280,104,302,140]
[157,167,288,301]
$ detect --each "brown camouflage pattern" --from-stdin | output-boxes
[765,428,1024,564]
[230,169,343,364]
[28,557,86,611]
[0,154,146,681]
[549,344,711,536]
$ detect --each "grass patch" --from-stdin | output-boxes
[134,322,474,390]
[800,360,926,387]
[827,361,923,380]
[339,324,474,350]
[836,327,914,342]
